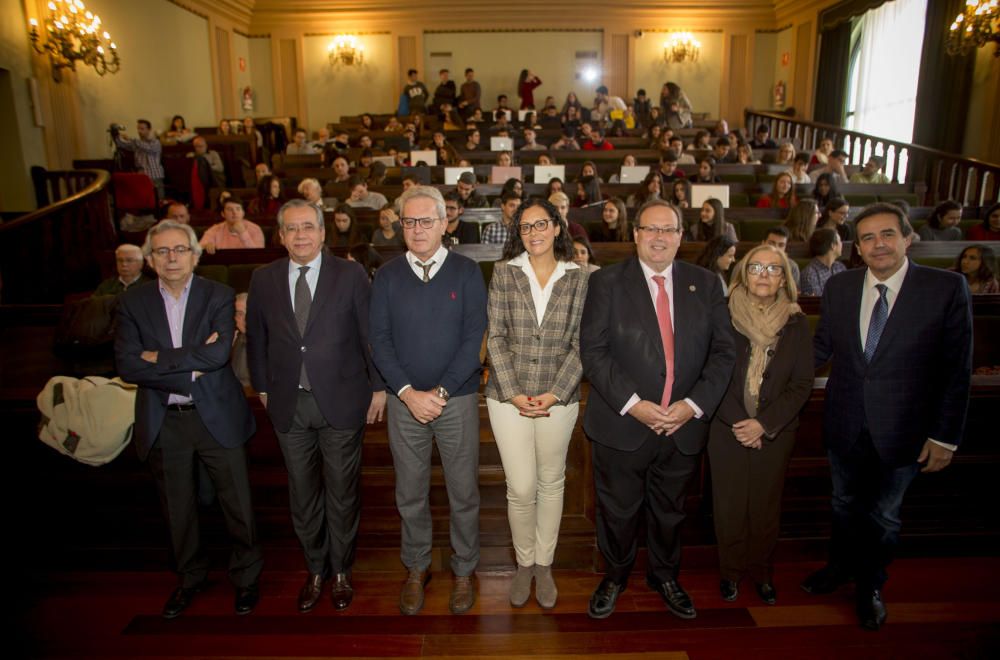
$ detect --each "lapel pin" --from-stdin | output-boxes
[689,285,696,292]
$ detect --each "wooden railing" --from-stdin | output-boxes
[0,168,116,304]
[745,110,1000,208]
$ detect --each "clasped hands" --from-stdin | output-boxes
[732,418,766,450]
[400,388,448,424]
[628,399,695,436]
[141,331,219,379]
[510,393,559,418]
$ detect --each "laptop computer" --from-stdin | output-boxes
[409,150,437,167]
[372,155,396,167]
[490,166,522,183]
[490,137,514,152]
[619,166,650,184]
[690,184,731,208]
[444,167,475,185]
[533,165,566,183]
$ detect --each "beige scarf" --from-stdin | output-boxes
[728,285,801,409]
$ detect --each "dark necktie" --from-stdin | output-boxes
[294,266,312,389]
[864,283,888,363]
[419,260,435,283]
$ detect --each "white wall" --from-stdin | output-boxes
[248,36,275,117]
[422,32,603,112]
[303,34,395,127]
[73,0,215,156]
[633,31,724,119]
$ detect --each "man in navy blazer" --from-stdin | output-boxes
[580,199,735,619]
[246,199,385,613]
[806,203,973,630]
[115,220,262,619]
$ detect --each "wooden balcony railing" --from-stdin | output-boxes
[745,109,1000,208]
[0,168,116,304]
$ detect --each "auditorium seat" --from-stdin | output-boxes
[228,263,262,293]
[194,264,228,285]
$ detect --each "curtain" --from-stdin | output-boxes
[850,0,927,143]
[912,0,975,152]
[813,21,852,126]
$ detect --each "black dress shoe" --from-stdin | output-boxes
[719,579,739,602]
[162,580,208,619]
[298,573,326,613]
[235,584,260,615]
[801,565,849,595]
[647,576,696,619]
[330,572,353,611]
[587,578,626,619]
[755,582,777,605]
[856,589,887,631]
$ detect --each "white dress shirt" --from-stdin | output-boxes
[287,251,322,304]
[858,259,955,451]
[506,253,578,326]
[405,245,449,281]
[620,260,704,419]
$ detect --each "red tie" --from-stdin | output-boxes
[652,275,674,408]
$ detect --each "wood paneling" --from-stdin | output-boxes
[792,21,813,116]
[607,33,629,100]
[724,34,751,125]
[215,26,235,117]
[277,38,301,120]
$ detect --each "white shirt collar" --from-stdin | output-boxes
[507,252,580,272]
[406,244,449,268]
[638,259,674,281]
[288,250,323,276]
[864,257,909,295]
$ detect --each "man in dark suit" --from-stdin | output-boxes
[580,199,735,619]
[246,199,385,613]
[115,220,262,619]
[806,203,972,630]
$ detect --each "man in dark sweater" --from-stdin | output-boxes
[369,185,488,617]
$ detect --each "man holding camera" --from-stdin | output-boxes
[114,119,165,201]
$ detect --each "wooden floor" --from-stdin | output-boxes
[15,557,1000,659]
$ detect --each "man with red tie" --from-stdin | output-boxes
[580,199,735,619]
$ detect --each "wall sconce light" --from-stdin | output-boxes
[28,0,120,82]
[328,35,365,68]
[663,32,701,64]
[946,0,999,57]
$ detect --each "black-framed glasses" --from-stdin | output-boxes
[151,245,193,258]
[747,263,784,277]
[518,219,552,235]
[636,225,680,236]
[400,217,440,229]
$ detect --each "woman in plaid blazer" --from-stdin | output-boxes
[485,198,589,610]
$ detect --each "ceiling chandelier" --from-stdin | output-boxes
[28,0,120,82]
[946,0,1000,57]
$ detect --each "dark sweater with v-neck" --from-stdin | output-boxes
[369,252,487,396]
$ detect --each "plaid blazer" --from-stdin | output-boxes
[485,257,589,404]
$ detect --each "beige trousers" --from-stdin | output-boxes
[487,398,579,567]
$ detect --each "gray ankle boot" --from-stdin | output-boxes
[534,564,558,609]
[510,564,534,607]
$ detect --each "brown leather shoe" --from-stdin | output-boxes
[449,574,477,614]
[297,573,326,613]
[399,569,430,615]
[330,572,353,611]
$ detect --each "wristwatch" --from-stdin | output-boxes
[435,385,450,402]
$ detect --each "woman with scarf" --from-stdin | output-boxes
[707,245,813,606]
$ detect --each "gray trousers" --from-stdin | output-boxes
[387,393,480,576]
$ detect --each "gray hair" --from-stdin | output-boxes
[634,198,683,229]
[277,198,324,231]
[297,177,321,196]
[142,220,202,258]
[115,244,143,259]
[397,185,446,221]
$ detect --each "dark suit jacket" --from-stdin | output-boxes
[580,257,736,454]
[245,250,384,433]
[714,312,814,438]
[814,260,973,466]
[115,277,256,461]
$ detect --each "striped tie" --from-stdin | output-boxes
[864,284,888,363]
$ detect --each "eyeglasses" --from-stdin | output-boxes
[636,225,681,236]
[151,245,193,258]
[400,216,440,229]
[518,219,552,234]
[282,223,320,234]
[747,263,784,277]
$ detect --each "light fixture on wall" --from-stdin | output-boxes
[663,32,701,64]
[27,0,120,82]
[946,0,1000,57]
[328,35,365,68]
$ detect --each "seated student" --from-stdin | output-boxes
[357,148,376,170]
[669,137,696,164]
[572,235,601,274]
[953,244,1000,294]
[298,177,336,211]
[749,124,778,150]
[463,128,482,152]
[371,204,405,247]
[242,117,263,149]
[799,227,845,296]
[773,141,797,166]
[164,115,192,140]
[607,154,638,184]
[691,156,722,183]
[590,197,630,242]
[544,177,563,196]
[817,197,854,242]
[495,151,515,167]
[572,176,602,208]
[787,154,811,184]
[551,129,581,151]
[808,149,848,183]
[689,197,739,242]
[761,225,801,287]
[656,149,685,185]
[443,191,480,245]
[736,143,760,165]
[687,129,712,152]
[810,173,839,211]
[967,202,1000,241]
[286,128,319,155]
[756,172,797,209]
[326,154,352,183]
[187,135,226,191]
[782,198,820,242]
[456,170,490,209]
[246,174,284,217]
[218,119,233,135]
[199,196,265,254]
[646,123,663,148]
[582,128,614,151]
[627,171,662,208]
[712,137,737,164]
[482,191,521,244]
[808,137,833,169]
[520,128,547,151]
[160,200,191,225]
[95,244,151,296]
[669,178,692,209]
[696,235,738,297]
[578,160,604,184]
[849,155,890,184]
[548,191,588,241]
[384,116,403,132]
[918,200,963,241]
[345,174,389,210]
[327,203,366,248]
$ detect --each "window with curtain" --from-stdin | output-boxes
[844,0,927,143]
